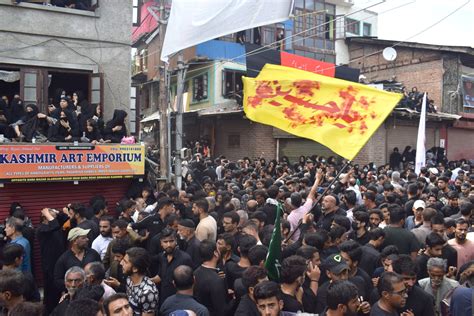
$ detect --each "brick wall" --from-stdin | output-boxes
[349,43,445,108]
[214,117,276,161]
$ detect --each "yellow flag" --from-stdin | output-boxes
[243,64,402,160]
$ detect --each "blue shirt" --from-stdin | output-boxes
[10,236,31,273]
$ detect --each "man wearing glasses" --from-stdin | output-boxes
[370,272,411,316]
[392,255,435,316]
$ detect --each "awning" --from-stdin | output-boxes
[140,111,160,123]
[393,108,461,121]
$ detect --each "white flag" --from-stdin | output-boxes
[415,93,427,175]
[161,0,294,61]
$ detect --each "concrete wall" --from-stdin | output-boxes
[0,0,132,121]
[335,4,378,65]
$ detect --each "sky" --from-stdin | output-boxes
[362,0,474,47]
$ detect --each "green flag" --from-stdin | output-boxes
[264,203,282,281]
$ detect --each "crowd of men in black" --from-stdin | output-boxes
[12,0,93,11]
[398,86,438,113]
[0,93,128,144]
[0,153,473,316]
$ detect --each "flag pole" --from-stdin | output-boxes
[415,93,427,175]
[284,160,352,243]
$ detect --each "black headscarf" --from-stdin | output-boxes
[9,97,25,123]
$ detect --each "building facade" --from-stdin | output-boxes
[0,0,133,129]
[347,38,474,162]
[135,0,380,163]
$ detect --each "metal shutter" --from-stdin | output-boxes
[0,179,132,285]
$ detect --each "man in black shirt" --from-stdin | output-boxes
[348,211,371,246]
[155,228,193,304]
[441,191,459,217]
[315,253,351,314]
[235,266,267,316]
[431,214,458,268]
[382,206,419,260]
[359,228,384,277]
[324,280,361,316]
[160,265,209,316]
[316,195,346,232]
[132,197,174,248]
[339,240,373,299]
[222,211,243,254]
[226,235,257,290]
[37,207,68,314]
[53,227,101,293]
[69,203,99,246]
[280,255,307,313]
[415,232,444,280]
[392,255,435,316]
[194,240,232,316]
[177,219,202,269]
[370,272,408,316]
[253,280,293,316]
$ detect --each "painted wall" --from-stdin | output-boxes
[0,0,132,121]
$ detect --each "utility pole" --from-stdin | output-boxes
[175,53,188,190]
[158,0,169,181]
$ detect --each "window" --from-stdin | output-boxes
[363,23,372,36]
[293,1,335,55]
[325,14,335,40]
[140,49,148,73]
[345,18,360,35]
[261,23,285,50]
[192,73,208,102]
[222,70,244,102]
[133,0,140,26]
[130,86,137,134]
[228,135,240,148]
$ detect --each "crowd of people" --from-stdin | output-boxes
[398,86,438,113]
[0,93,129,144]
[1,153,473,316]
[12,0,94,11]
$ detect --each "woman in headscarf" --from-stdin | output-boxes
[8,95,25,124]
[104,109,128,143]
[81,119,104,144]
[48,109,79,142]
[11,104,40,142]
[92,104,105,135]
[73,90,94,133]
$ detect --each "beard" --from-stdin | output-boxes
[101,231,111,237]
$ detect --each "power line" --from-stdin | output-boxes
[170,0,468,83]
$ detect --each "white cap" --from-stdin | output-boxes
[428,167,439,175]
[413,200,426,210]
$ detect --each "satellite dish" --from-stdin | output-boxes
[382,47,397,61]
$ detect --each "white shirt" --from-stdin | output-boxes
[196,215,217,242]
[92,234,113,260]
[101,281,117,300]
